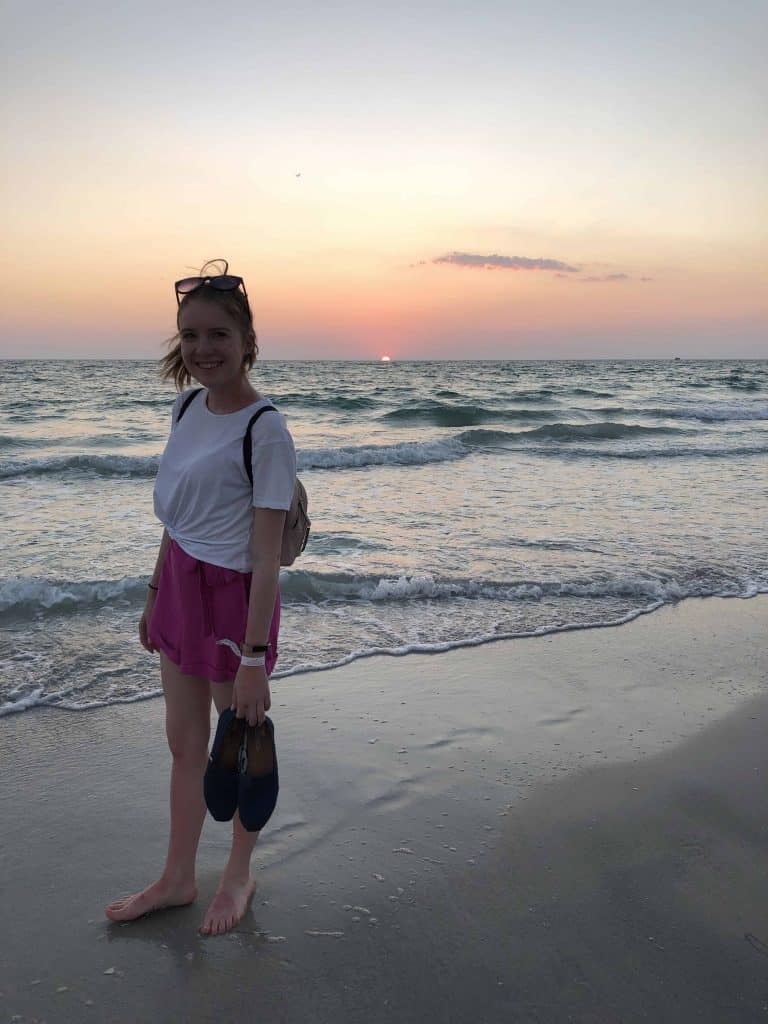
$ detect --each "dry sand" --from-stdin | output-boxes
[1,595,767,1023]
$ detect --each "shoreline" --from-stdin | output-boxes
[4,591,766,718]
[1,594,767,1022]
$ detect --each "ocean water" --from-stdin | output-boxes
[1,357,767,716]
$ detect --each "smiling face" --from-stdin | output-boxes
[178,299,251,387]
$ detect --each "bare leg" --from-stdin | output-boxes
[105,653,211,922]
[199,682,259,936]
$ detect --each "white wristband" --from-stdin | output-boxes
[240,654,266,668]
[217,637,266,668]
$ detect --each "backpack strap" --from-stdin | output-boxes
[175,387,203,425]
[243,405,277,486]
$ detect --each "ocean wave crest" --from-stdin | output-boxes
[525,443,768,460]
[521,421,691,441]
[0,454,159,480]
[1,414,764,481]
[508,388,558,401]
[634,403,768,422]
[279,568,766,605]
[297,437,467,469]
[724,377,761,392]
[0,434,39,449]
[5,568,765,621]
[381,403,509,427]
[0,576,147,619]
[272,392,379,411]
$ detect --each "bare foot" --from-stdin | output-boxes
[105,878,197,922]
[199,876,256,936]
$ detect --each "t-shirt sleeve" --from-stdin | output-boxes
[250,438,297,510]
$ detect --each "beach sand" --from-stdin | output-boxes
[1,596,767,1023]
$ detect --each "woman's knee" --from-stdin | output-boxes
[165,724,209,762]
[160,654,211,760]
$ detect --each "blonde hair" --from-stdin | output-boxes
[159,266,258,391]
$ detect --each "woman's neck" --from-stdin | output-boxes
[205,376,260,415]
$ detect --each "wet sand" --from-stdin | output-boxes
[1,596,767,1023]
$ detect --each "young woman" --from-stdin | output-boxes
[105,260,296,936]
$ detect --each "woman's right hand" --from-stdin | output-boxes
[139,591,158,653]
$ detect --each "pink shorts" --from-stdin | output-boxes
[148,539,280,682]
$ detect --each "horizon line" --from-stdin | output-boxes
[1,355,767,363]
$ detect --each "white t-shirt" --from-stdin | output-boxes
[153,388,297,572]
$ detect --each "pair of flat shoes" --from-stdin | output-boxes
[204,709,279,832]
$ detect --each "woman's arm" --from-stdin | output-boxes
[139,528,171,653]
[231,508,286,725]
[150,528,172,588]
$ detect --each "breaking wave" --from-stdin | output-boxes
[3,417,766,480]
[3,567,765,623]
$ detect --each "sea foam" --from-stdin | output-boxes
[6,567,762,624]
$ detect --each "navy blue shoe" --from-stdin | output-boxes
[204,709,246,822]
[237,716,279,832]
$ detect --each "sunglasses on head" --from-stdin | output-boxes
[174,259,250,308]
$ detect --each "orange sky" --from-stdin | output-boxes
[1,1,766,358]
